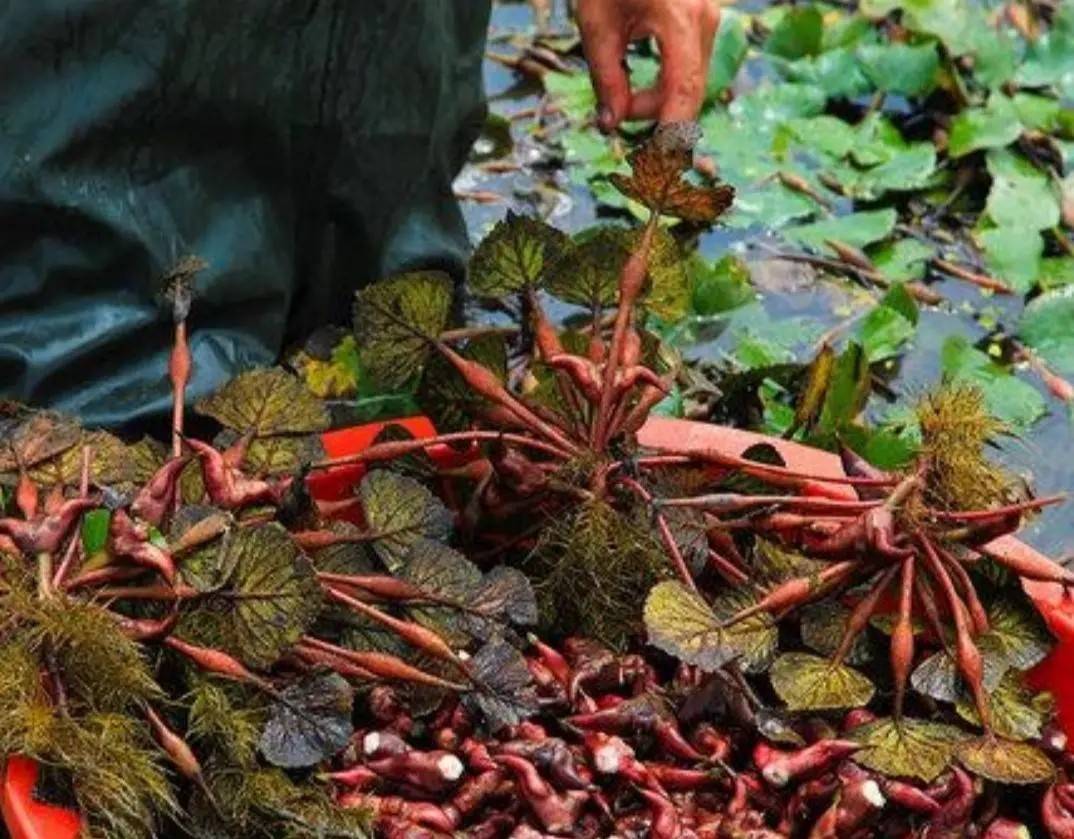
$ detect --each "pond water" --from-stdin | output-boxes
[458,0,1074,558]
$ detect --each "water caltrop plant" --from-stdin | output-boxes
[1,124,1072,838]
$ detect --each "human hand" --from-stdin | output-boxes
[575,0,720,132]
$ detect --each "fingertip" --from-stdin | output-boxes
[598,104,617,133]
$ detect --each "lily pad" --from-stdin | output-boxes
[784,209,897,251]
[948,94,1023,158]
[1019,286,1074,377]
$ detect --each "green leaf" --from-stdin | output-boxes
[195,367,329,436]
[859,286,918,362]
[787,115,858,159]
[81,509,111,558]
[545,227,626,311]
[1012,93,1064,132]
[463,638,539,730]
[241,434,324,477]
[1015,3,1074,89]
[948,94,1023,158]
[779,48,872,99]
[398,539,537,643]
[955,670,1053,741]
[940,336,1047,430]
[353,271,453,390]
[847,144,938,199]
[178,523,322,669]
[985,149,1061,232]
[1019,286,1074,377]
[643,228,692,321]
[770,652,875,711]
[690,253,754,315]
[542,71,596,121]
[469,211,568,297]
[983,591,1054,672]
[956,736,1055,784]
[853,717,968,782]
[857,41,939,96]
[870,238,935,282]
[979,226,1043,295]
[800,601,873,665]
[764,6,824,59]
[643,580,777,674]
[911,645,1007,704]
[707,11,749,100]
[793,345,838,435]
[784,209,897,251]
[817,342,872,435]
[971,26,1019,89]
[1039,257,1074,291]
[358,470,453,572]
[259,672,354,769]
[752,538,828,588]
[418,333,508,434]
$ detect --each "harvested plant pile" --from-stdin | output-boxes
[0,125,1072,838]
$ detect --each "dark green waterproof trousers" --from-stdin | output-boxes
[0,1,490,428]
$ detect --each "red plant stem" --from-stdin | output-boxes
[974,542,1074,585]
[163,636,272,692]
[170,319,190,460]
[722,560,859,628]
[658,493,881,515]
[315,573,427,602]
[299,637,466,690]
[832,564,900,665]
[940,548,989,635]
[63,565,145,591]
[527,633,570,687]
[144,704,207,789]
[593,217,657,448]
[891,556,915,720]
[309,430,571,471]
[50,531,82,590]
[78,445,92,497]
[879,778,939,815]
[912,574,950,651]
[617,376,675,437]
[324,585,468,673]
[706,549,749,586]
[930,494,1065,521]
[665,447,898,489]
[435,341,580,454]
[110,611,179,642]
[93,584,198,600]
[919,535,991,729]
[293,645,376,681]
[616,476,698,592]
[754,740,861,787]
